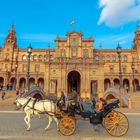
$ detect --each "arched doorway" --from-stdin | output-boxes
[0,77,4,86]
[104,78,111,91]
[19,78,26,89]
[29,78,35,88]
[38,78,44,89]
[114,79,120,89]
[123,79,130,93]
[134,79,139,91]
[10,77,15,88]
[10,77,15,89]
[67,71,80,95]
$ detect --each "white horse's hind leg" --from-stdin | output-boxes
[52,115,59,131]
[24,115,28,128]
[45,115,52,130]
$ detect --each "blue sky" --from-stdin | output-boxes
[0,0,140,49]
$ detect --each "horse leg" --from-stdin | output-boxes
[24,114,28,129]
[26,112,31,131]
[52,115,59,131]
[45,115,52,130]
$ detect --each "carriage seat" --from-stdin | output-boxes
[79,102,96,118]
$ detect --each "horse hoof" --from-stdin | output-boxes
[26,129,30,131]
[45,128,48,131]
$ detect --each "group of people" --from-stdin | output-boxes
[59,89,107,112]
[16,89,29,97]
[0,83,13,91]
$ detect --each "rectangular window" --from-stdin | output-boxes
[35,64,40,72]
[109,65,114,73]
[50,80,57,94]
[22,64,27,72]
[83,49,89,57]
[91,80,98,96]
[122,66,127,73]
[0,52,3,59]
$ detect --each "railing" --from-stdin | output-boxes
[46,57,103,64]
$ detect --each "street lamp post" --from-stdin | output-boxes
[131,58,135,92]
[13,57,18,90]
[116,43,124,106]
[116,43,123,88]
[26,44,32,92]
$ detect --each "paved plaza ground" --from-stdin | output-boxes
[0,112,140,140]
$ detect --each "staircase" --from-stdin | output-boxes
[130,92,140,108]
[0,90,16,106]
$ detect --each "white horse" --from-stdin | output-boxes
[14,96,59,131]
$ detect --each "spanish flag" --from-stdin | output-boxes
[70,20,75,26]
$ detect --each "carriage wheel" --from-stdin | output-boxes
[58,116,76,136]
[104,111,129,137]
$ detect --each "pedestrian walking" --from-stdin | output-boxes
[1,90,5,100]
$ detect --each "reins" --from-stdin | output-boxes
[23,98,32,109]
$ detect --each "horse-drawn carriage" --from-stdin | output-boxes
[14,87,129,137]
[57,99,129,137]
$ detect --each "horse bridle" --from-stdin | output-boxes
[15,97,32,110]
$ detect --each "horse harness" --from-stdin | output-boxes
[16,97,32,110]
[17,98,56,116]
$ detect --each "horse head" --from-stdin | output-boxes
[14,97,23,110]
[14,96,31,110]
[56,99,65,110]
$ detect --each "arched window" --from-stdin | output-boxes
[106,55,110,62]
[112,55,116,62]
[83,49,89,57]
[44,55,47,61]
[72,48,77,57]
[0,51,3,59]
[124,55,127,62]
[95,55,99,61]
[22,55,26,61]
[60,49,66,57]
[38,55,43,61]
[50,55,54,61]
[33,55,37,61]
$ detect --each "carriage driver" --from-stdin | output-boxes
[63,88,78,110]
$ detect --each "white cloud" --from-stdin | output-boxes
[98,0,140,27]
[94,32,134,49]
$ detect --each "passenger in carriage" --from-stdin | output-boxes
[80,97,94,112]
[91,97,96,109]
[59,91,65,104]
[98,98,107,111]
[63,88,78,110]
